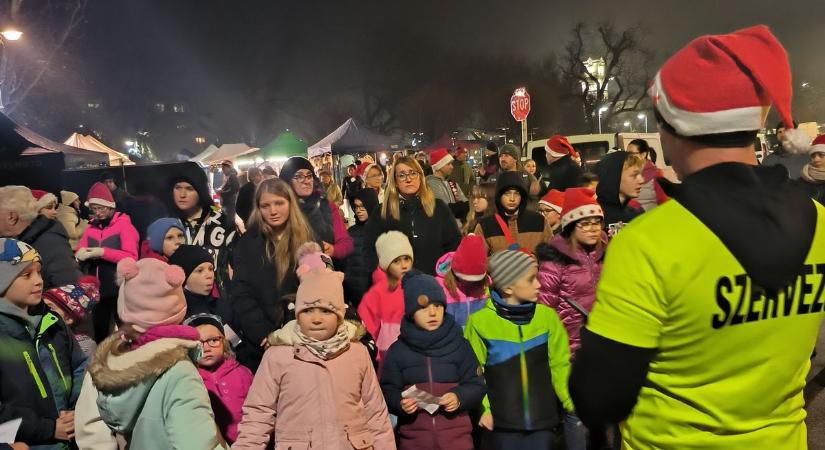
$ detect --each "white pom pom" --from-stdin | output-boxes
[782,128,812,155]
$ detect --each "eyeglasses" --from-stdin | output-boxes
[200,336,223,348]
[396,171,420,181]
[89,205,110,213]
[353,204,367,211]
[575,219,603,230]
[538,208,555,216]
[292,173,314,183]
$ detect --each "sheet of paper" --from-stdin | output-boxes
[0,418,21,444]
[402,385,441,415]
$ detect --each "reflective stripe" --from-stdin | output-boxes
[48,344,69,394]
[23,351,47,399]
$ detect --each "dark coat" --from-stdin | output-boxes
[381,315,486,450]
[18,216,82,290]
[540,154,584,194]
[798,178,825,205]
[363,197,461,276]
[596,152,644,228]
[183,290,217,319]
[235,181,257,224]
[229,228,299,370]
[344,189,380,305]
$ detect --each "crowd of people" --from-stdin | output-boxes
[0,24,822,450]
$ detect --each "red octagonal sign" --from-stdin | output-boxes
[511,87,531,122]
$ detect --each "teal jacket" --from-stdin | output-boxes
[464,295,572,431]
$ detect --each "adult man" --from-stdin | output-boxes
[539,135,584,194]
[415,151,433,176]
[426,148,469,220]
[571,26,824,450]
[486,144,540,197]
[762,120,809,179]
[340,154,363,204]
[235,167,263,224]
[0,185,81,289]
[219,160,240,224]
[99,171,131,211]
[449,147,475,197]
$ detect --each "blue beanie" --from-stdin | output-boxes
[147,218,185,253]
[401,269,446,317]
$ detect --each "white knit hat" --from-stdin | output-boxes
[375,231,413,271]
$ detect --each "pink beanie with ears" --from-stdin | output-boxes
[116,258,187,332]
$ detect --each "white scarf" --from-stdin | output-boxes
[801,164,825,184]
[268,320,356,360]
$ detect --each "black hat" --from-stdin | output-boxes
[168,245,213,281]
[279,156,315,183]
[184,313,225,334]
[495,171,528,215]
[486,141,499,153]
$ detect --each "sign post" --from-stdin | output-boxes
[510,87,531,158]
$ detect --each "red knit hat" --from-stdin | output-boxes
[560,188,603,229]
[810,135,825,155]
[545,135,575,158]
[85,182,116,208]
[43,276,100,321]
[429,148,454,172]
[451,234,487,282]
[650,25,809,153]
[539,189,565,214]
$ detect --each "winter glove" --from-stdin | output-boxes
[76,247,104,261]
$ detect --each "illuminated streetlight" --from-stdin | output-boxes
[597,106,609,134]
[637,112,648,133]
[623,121,631,130]
[124,140,134,146]
[802,82,810,88]
[0,28,22,41]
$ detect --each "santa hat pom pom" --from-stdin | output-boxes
[782,128,812,155]
[116,258,140,285]
[296,242,322,261]
[164,265,185,288]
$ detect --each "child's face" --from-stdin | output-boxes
[186,262,215,296]
[197,324,226,369]
[504,266,540,303]
[387,255,413,280]
[500,188,522,213]
[413,303,444,331]
[297,307,340,341]
[4,262,43,309]
[162,228,185,257]
[43,298,74,325]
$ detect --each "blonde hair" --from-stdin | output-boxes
[463,184,496,235]
[250,178,313,283]
[623,154,646,171]
[0,186,37,223]
[381,156,435,221]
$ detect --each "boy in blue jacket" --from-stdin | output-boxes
[0,238,87,449]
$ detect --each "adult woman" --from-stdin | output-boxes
[363,156,461,275]
[279,156,353,263]
[230,178,313,370]
[363,163,386,203]
[56,191,87,250]
[32,190,59,220]
[799,135,825,204]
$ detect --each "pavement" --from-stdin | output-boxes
[806,323,825,449]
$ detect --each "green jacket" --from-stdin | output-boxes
[464,295,572,431]
[449,159,475,198]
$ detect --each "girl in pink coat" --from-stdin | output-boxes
[434,234,490,328]
[535,188,607,357]
[185,313,253,445]
[233,267,395,450]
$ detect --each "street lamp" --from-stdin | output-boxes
[637,112,648,133]
[623,121,631,131]
[597,106,609,134]
[0,27,22,41]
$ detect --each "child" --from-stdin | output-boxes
[74,257,227,449]
[357,230,413,366]
[538,189,565,234]
[233,267,395,449]
[434,234,490,328]
[184,313,253,445]
[42,275,100,357]
[381,270,486,450]
[0,238,87,449]
[345,188,380,305]
[140,218,185,261]
[168,244,217,317]
[464,250,573,449]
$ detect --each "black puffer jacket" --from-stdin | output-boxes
[595,152,644,228]
[344,189,379,305]
[540,154,584,194]
[18,216,81,289]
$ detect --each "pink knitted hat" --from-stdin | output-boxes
[295,268,347,320]
[116,258,187,332]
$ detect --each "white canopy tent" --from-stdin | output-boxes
[64,133,134,166]
[190,143,258,165]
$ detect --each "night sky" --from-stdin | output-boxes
[13,0,825,157]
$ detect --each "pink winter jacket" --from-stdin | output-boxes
[233,342,396,450]
[536,234,606,357]
[198,357,254,444]
[434,252,489,329]
[77,212,139,263]
[357,267,404,367]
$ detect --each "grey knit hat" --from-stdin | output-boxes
[0,238,41,295]
[488,250,536,293]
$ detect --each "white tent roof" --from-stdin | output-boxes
[63,133,134,166]
[308,118,354,157]
[190,143,258,165]
[190,144,220,164]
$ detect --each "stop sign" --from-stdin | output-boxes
[511,87,531,122]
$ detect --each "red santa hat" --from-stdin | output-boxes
[560,188,603,229]
[355,161,371,178]
[539,189,565,214]
[649,25,810,153]
[545,135,576,158]
[450,234,487,282]
[85,182,116,209]
[429,148,454,172]
[810,135,825,156]
[31,190,57,212]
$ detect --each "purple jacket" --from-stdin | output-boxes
[197,357,253,443]
[536,234,606,356]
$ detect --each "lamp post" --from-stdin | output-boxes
[597,106,609,134]
[623,121,632,131]
[637,112,648,133]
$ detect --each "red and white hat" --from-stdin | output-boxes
[539,189,565,214]
[31,190,57,211]
[451,234,487,282]
[85,182,116,208]
[560,188,603,229]
[649,25,809,153]
[430,148,454,172]
[545,135,575,158]
[810,135,825,155]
